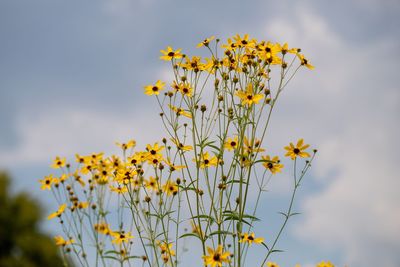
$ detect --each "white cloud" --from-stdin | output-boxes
[264,3,400,267]
[0,106,163,168]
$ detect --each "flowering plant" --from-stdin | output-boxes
[40,34,333,267]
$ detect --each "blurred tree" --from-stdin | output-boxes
[0,171,72,267]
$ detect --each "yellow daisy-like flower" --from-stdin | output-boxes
[178,82,193,97]
[221,38,237,51]
[164,158,186,172]
[51,156,66,169]
[94,222,111,235]
[157,241,176,256]
[179,56,206,72]
[233,33,255,48]
[144,176,159,191]
[168,104,192,118]
[77,201,88,209]
[202,245,231,267]
[224,136,238,151]
[171,138,193,152]
[316,261,335,267]
[144,80,166,96]
[47,203,67,220]
[235,83,264,106]
[197,36,215,48]
[198,152,218,169]
[115,139,136,151]
[162,180,178,196]
[243,136,265,153]
[261,155,284,174]
[39,174,57,190]
[239,232,264,245]
[111,231,134,245]
[54,235,74,246]
[160,46,183,61]
[278,42,298,55]
[297,54,315,70]
[146,142,165,156]
[284,139,311,160]
[110,185,128,194]
[266,262,280,267]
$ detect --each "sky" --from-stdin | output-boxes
[1,0,400,266]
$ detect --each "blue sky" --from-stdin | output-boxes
[1,0,399,266]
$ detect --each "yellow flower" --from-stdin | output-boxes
[158,241,176,256]
[94,222,111,235]
[162,180,178,196]
[110,185,128,194]
[256,41,280,62]
[261,155,284,174]
[127,152,145,165]
[146,142,165,156]
[316,261,335,267]
[77,202,88,209]
[51,156,66,169]
[197,36,215,48]
[224,136,238,151]
[179,82,193,97]
[168,104,192,118]
[266,262,280,267]
[39,174,57,190]
[239,232,264,245]
[164,158,186,172]
[75,154,88,164]
[233,34,255,48]
[198,152,218,169]
[47,204,67,220]
[171,138,192,151]
[180,56,206,72]
[284,139,311,160]
[59,174,68,183]
[221,38,237,51]
[278,42,298,55]
[243,136,265,153]
[144,80,166,96]
[115,139,136,150]
[297,54,314,70]
[54,235,74,246]
[144,176,159,191]
[160,46,183,61]
[111,231,134,244]
[235,83,264,106]
[202,245,231,267]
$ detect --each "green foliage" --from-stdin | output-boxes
[0,171,70,267]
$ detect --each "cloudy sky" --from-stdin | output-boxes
[1,0,399,266]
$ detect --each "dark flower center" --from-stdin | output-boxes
[152,86,158,92]
[204,159,210,165]
[168,52,175,57]
[213,253,221,261]
[230,141,236,147]
[247,95,253,100]
[293,148,300,154]
[267,162,273,168]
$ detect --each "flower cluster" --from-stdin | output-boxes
[40,34,324,267]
